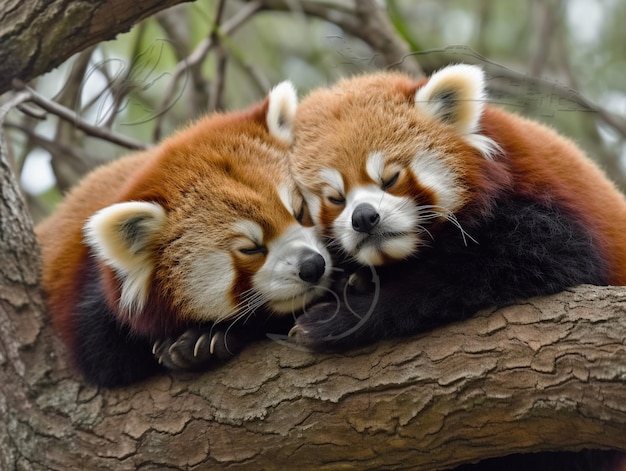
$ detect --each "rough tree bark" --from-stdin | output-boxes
[0,0,193,95]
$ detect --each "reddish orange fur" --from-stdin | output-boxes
[480,106,626,284]
[37,152,148,352]
[36,99,301,349]
[291,70,626,284]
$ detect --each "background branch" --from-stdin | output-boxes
[0,0,195,95]
[255,0,423,76]
[10,80,148,150]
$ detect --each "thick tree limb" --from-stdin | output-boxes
[0,0,194,95]
[1,281,625,469]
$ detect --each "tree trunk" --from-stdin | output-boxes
[0,0,193,95]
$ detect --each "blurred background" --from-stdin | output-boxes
[3,0,625,223]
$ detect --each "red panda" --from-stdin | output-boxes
[273,64,626,349]
[277,62,626,471]
[36,84,332,387]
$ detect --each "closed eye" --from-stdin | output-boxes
[382,172,400,190]
[239,245,268,256]
[295,205,305,223]
[327,195,346,205]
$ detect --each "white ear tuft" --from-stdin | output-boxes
[83,201,166,312]
[267,81,298,144]
[415,64,487,136]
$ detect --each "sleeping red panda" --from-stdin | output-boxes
[276,64,626,349]
[36,84,332,387]
[278,63,626,471]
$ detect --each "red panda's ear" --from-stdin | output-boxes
[83,201,166,312]
[267,81,298,144]
[415,64,486,136]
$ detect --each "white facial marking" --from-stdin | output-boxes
[277,183,294,216]
[319,168,344,196]
[301,188,322,225]
[410,149,461,211]
[233,220,264,246]
[464,133,502,161]
[333,185,419,265]
[186,251,235,322]
[366,151,386,183]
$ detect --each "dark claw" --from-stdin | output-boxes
[152,325,251,372]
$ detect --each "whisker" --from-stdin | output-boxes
[418,205,477,246]
[214,288,265,324]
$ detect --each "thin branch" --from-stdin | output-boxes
[49,47,97,191]
[255,0,423,76]
[152,1,263,141]
[11,80,148,150]
[529,0,561,77]
[5,121,93,174]
[0,91,34,176]
[208,0,229,112]
[101,22,149,129]
[156,9,209,119]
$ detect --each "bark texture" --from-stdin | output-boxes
[0,0,193,95]
[1,274,625,469]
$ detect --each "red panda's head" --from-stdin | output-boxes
[286,64,502,266]
[81,84,332,335]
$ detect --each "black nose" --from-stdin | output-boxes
[299,251,326,283]
[352,203,380,233]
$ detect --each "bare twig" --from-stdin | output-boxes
[11,80,148,150]
[156,8,209,119]
[152,1,263,140]
[101,23,148,129]
[255,0,423,76]
[50,47,98,190]
[529,0,561,77]
[0,91,35,176]
[208,0,229,112]
[5,121,93,178]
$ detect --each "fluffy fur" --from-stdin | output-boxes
[279,64,626,349]
[36,87,332,387]
[282,62,626,471]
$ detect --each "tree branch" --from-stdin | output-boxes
[2,283,624,469]
[151,1,262,141]
[0,0,195,95]
[254,0,423,76]
[10,80,148,150]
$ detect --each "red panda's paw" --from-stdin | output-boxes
[153,327,244,371]
[290,297,377,351]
